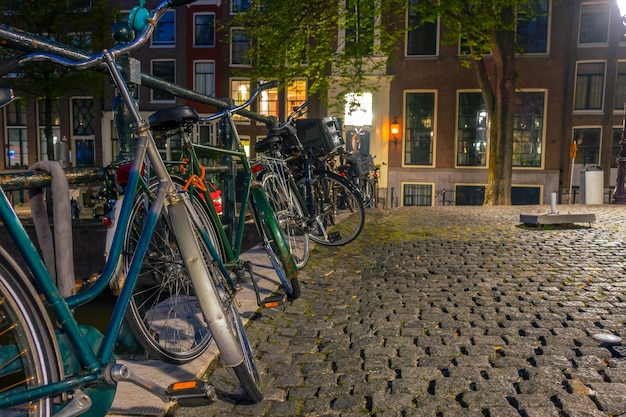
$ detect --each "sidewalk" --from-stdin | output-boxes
[107,243,281,416]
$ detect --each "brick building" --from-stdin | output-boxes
[1,0,625,207]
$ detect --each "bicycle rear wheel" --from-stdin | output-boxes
[260,170,310,269]
[123,180,219,364]
[250,186,301,300]
[299,170,365,246]
[0,248,61,417]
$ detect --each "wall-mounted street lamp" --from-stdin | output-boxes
[390,116,400,144]
[613,0,626,203]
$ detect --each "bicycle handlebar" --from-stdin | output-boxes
[0,0,187,76]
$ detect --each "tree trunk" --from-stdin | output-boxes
[483,9,517,206]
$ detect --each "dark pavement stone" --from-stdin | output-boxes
[172,205,626,417]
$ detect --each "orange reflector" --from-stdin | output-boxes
[171,381,197,391]
[263,301,280,308]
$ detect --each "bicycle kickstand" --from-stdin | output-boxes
[243,260,285,308]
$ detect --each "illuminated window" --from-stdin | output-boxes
[231,79,250,121]
[259,85,279,118]
[344,92,373,126]
[286,80,307,119]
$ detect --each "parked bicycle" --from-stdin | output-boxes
[0,0,286,413]
[254,102,366,249]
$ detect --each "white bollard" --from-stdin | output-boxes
[550,192,558,214]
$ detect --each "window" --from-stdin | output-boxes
[194,61,215,97]
[517,0,549,53]
[572,127,601,165]
[457,92,487,167]
[406,0,438,56]
[231,79,250,121]
[5,98,27,169]
[405,91,435,166]
[37,99,61,162]
[511,186,541,205]
[344,92,373,127]
[345,0,376,56]
[231,28,251,66]
[231,0,251,13]
[259,85,279,118]
[455,185,485,206]
[286,79,307,120]
[194,13,215,47]
[513,91,545,167]
[579,2,609,45]
[574,61,605,111]
[72,98,96,168]
[615,61,626,110]
[153,10,175,46]
[151,60,176,102]
[403,183,432,206]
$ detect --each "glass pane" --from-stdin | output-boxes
[517,0,549,53]
[344,92,373,126]
[513,92,544,167]
[579,3,609,44]
[403,184,432,206]
[194,14,215,46]
[574,62,605,110]
[615,62,626,110]
[152,61,176,101]
[72,98,95,136]
[259,87,279,118]
[7,128,27,168]
[572,127,601,164]
[457,92,487,167]
[195,61,215,96]
[231,28,251,65]
[405,92,435,166]
[286,79,307,119]
[407,0,437,56]
[153,10,175,45]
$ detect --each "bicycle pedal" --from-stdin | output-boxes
[167,380,216,407]
[260,294,284,308]
[327,231,342,242]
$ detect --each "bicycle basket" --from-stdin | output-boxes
[295,117,344,158]
[348,154,375,176]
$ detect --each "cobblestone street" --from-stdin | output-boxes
[171,205,626,417]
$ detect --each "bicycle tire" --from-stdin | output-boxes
[249,186,301,300]
[260,170,310,269]
[0,247,62,417]
[298,170,365,246]
[122,179,220,364]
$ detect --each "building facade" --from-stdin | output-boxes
[1,0,625,207]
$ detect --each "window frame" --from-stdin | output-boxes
[230,78,251,123]
[512,89,547,169]
[401,182,434,207]
[194,60,216,98]
[573,60,606,113]
[230,27,252,67]
[405,0,439,57]
[151,59,177,103]
[578,1,610,46]
[151,9,176,47]
[193,12,216,47]
[455,90,488,168]
[403,90,437,167]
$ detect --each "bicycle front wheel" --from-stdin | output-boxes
[0,248,62,417]
[260,171,310,269]
[250,186,301,300]
[123,180,220,364]
[299,170,365,246]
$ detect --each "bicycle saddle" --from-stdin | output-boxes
[254,134,282,153]
[149,106,199,132]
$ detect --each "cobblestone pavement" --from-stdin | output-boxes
[170,205,626,417]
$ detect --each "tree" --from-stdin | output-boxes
[231,0,408,112]
[412,0,548,205]
[0,0,119,162]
